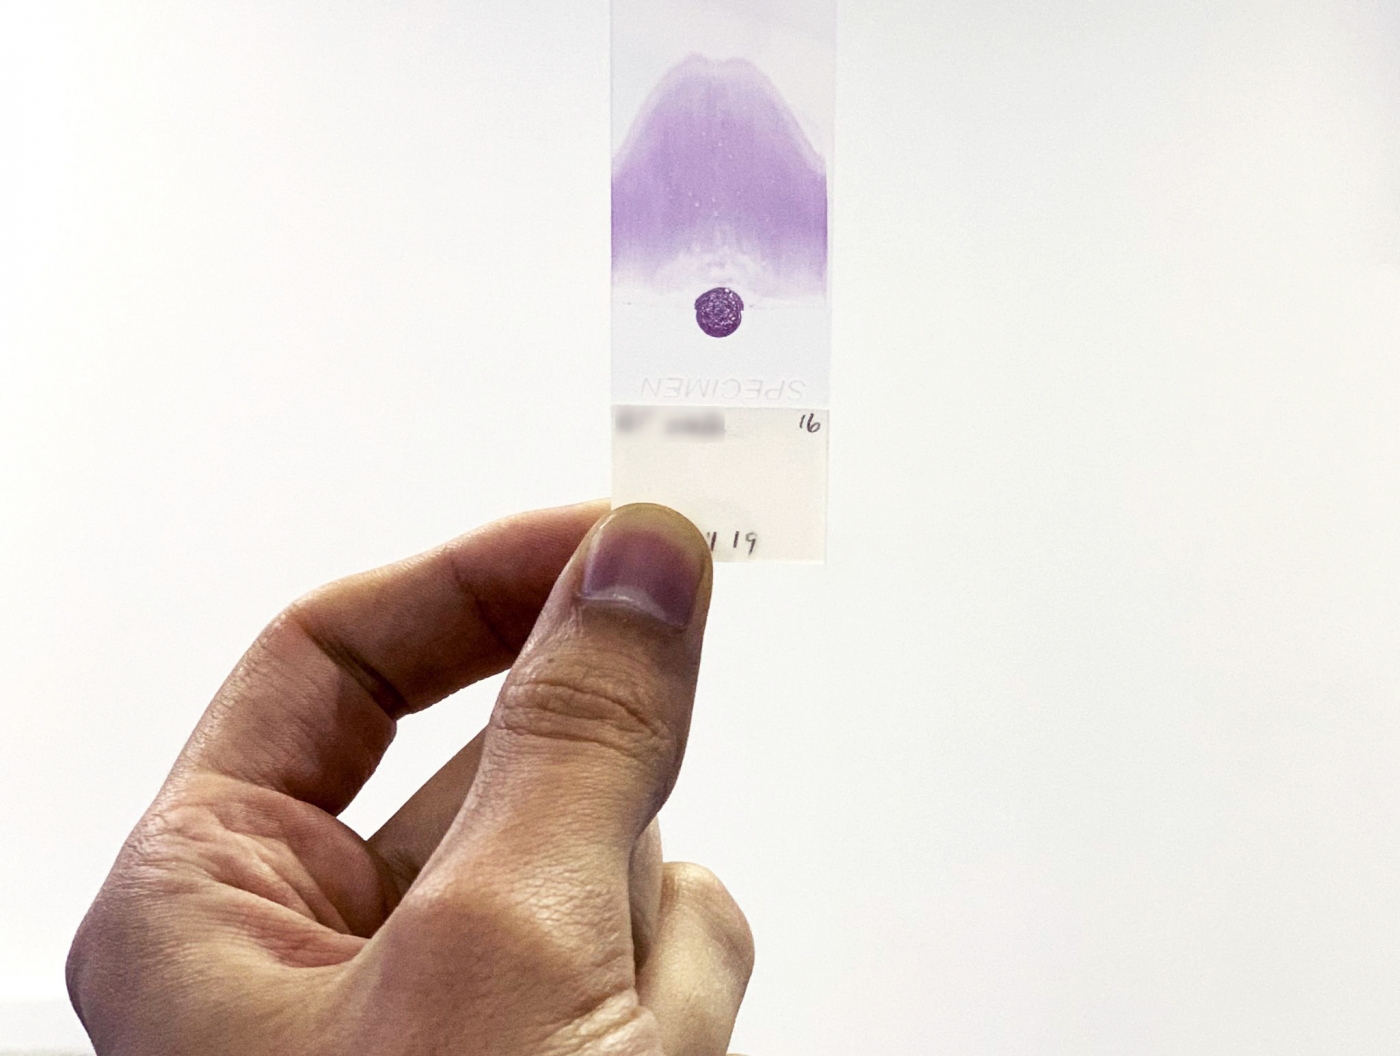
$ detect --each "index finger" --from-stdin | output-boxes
[178,500,608,814]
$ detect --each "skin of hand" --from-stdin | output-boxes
[66,501,755,1056]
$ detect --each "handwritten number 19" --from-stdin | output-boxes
[705,531,758,556]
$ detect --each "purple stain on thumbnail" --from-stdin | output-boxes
[694,287,744,337]
[612,55,828,297]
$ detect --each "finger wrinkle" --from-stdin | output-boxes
[540,991,659,1055]
[445,549,522,663]
[287,605,412,720]
[157,796,347,932]
[492,675,678,769]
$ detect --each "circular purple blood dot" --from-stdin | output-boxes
[694,287,744,338]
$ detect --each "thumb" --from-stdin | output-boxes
[393,502,712,956]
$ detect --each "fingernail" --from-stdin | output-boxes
[580,505,706,629]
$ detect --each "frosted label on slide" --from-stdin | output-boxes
[612,407,828,562]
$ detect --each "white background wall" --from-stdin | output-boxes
[2,1,1398,1052]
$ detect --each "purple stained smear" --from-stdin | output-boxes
[612,55,828,297]
[695,287,744,337]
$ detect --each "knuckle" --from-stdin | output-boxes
[263,597,320,655]
[228,605,325,707]
[664,862,755,980]
[280,593,410,721]
[283,574,356,627]
[494,651,680,768]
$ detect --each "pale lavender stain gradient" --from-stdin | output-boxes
[612,55,828,296]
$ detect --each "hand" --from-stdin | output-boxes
[67,502,754,1055]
